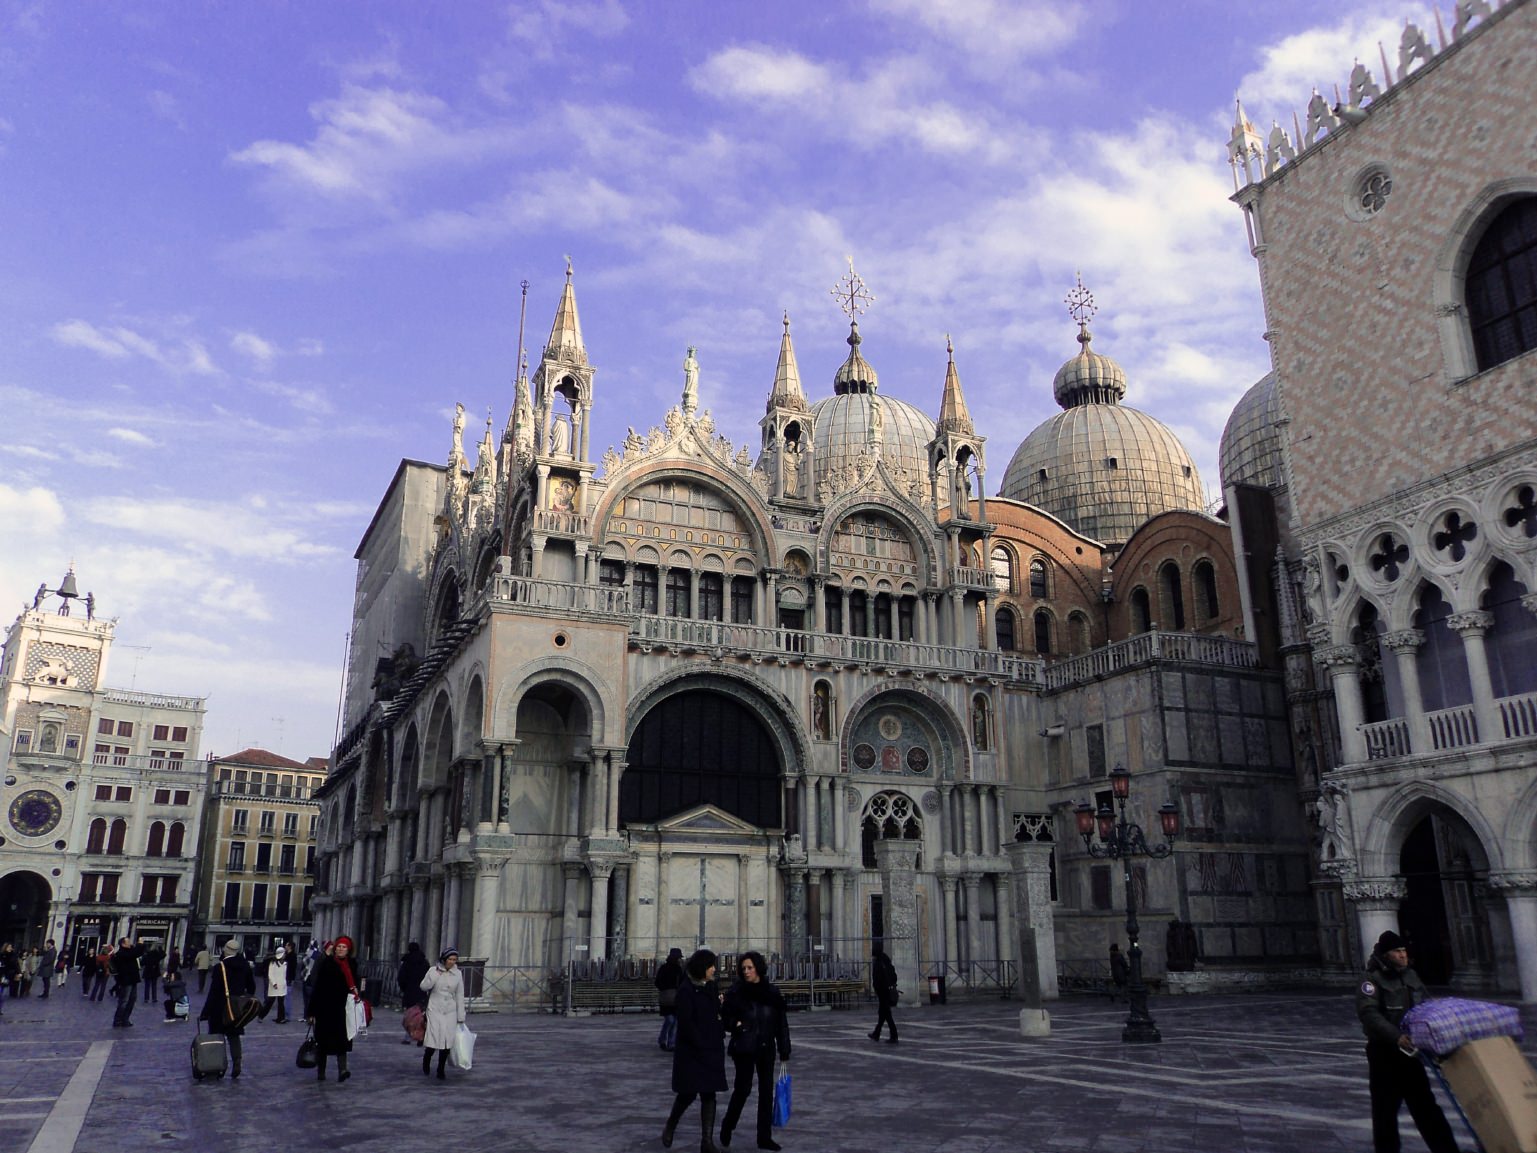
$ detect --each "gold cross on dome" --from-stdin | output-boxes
[831,256,876,320]
[1065,272,1097,327]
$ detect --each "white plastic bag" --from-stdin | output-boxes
[346,994,368,1040]
[450,1023,476,1070]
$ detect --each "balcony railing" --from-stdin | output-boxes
[101,687,204,711]
[90,752,205,773]
[487,575,630,616]
[630,615,1044,683]
[532,509,592,536]
[1361,690,1537,761]
[1043,630,1260,690]
[952,565,995,589]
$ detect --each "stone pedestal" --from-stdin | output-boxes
[1490,873,1537,1003]
[875,839,921,993]
[1006,841,1058,1002]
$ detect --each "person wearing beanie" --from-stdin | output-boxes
[262,946,290,1024]
[655,947,685,1051]
[719,952,792,1151]
[660,948,728,1153]
[199,939,255,1079]
[398,941,431,1015]
[419,947,466,1080]
[305,935,362,1083]
[1356,929,1457,1153]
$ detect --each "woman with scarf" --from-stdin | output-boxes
[719,952,791,1151]
[305,936,361,1082]
[661,948,728,1153]
[419,946,466,1079]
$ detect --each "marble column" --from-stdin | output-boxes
[786,868,808,955]
[656,853,672,954]
[1344,878,1408,963]
[960,784,977,856]
[427,880,445,955]
[874,839,922,994]
[588,863,614,960]
[941,876,959,965]
[937,783,953,857]
[830,868,848,954]
[1382,630,1429,753]
[1490,872,1537,1003]
[1005,840,1058,1002]
[561,863,584,967]
[443,865,463,950]
[472,860,501,958]
[994,873,1015,965]
[1318,645,1369,765]
[610,865,630,958]
[737,855,751,946]
[1449,610,1502,742]
[962,875,984,970]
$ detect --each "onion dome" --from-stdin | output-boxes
[1000,321,1204,546]
[832,321,878,394]
[1218,372,1284,491]
[808,322,932,487]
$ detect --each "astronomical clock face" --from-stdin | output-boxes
[9,789,63,838]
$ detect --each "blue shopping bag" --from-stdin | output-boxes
[772,1065,792,1128]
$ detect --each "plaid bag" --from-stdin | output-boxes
[1402,997,1523,1055]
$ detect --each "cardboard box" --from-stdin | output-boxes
[1440,1036,1537,1153]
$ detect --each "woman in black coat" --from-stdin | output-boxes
[199,940,255,1080]
[397,941,430,1011]
[720,952,791,1151]
[661,948,727,1153]
[304,936,361,1082]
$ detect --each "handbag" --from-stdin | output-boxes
[295,1027,319,1069]
[658,987,677,1010]
[221,963,261,1030]
[451,1022,476,1071]
[403,1004,427,1043]
[772,1064,792,1128]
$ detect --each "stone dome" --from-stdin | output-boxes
[1218,372,1284,491]
[999,327,1204,546]
[811,391,935,490]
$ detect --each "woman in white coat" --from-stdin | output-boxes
[419,947,466,1080]
[263,946,289,1023]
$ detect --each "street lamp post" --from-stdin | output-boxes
[1075,764,1180,1044]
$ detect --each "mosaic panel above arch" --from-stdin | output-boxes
[843,695,953,780]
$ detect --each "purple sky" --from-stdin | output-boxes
[0,0,1440,759]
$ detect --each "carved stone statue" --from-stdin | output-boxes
[783,442,803,497]
[682,345,699,413]
[451,402,466,459]
[550,416,570,457]
[869,396,884,442]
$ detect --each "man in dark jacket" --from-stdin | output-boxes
[37,940,57,1000]
[869,947,899,1043]
[141,944,164,1003]
[1356,930,1458,1153]
[397,941,430,1011]
[111,938,144,1027]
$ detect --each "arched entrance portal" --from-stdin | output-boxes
[621,690,783,828]
[1398,809,1493,986]
[0,871,52,949]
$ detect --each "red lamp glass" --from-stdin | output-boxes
[1074,803,1095,838]
[1095,806,1115,842]
[1110,764,1131,800]
[1158,802,1180,839]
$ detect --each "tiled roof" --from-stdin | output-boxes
[213,747,312,771]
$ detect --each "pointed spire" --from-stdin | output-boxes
[767,312,808,412]
[544,257,587,364]
[936,335,974,436]
[473,411,496,493]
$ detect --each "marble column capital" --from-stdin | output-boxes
[1342,877,1407,908]
[1448,610,1494,637]
[1381,629,1424,653]
[1488,871,1537,894]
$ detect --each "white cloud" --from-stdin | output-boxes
[49,318,221,376]
[106,427,158,447]
[508,0,629,47]
[0,482,66,536]
[146,88,186,129]
[869,0,1083,61]
[79,496,344,564]
[231,330,277,365]
[1236,3,1436,126]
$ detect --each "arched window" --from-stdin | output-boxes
[699,573,723,621]
[971,695,992,751]
[1158,563,1186,630]
[1467,197,1537,372]
[87,818,107,854]
[146,821,165,857]
[665,569,690,617]
[995,606,1016,652]
[166,822,186,857]
[990,546,1013,594]
[1033,609,1052,655]
[1484,561,1537,699]
[1130,588,1151,634]
[1193,560,1220,621]
[1028,559,1048,599]
[1351,602,1398,724]
[1414,584,1472,712]
[107,818,127,855]
[1068,611,1091,656]
[860,792,923,869]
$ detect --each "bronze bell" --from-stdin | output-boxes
[56,569,79,599]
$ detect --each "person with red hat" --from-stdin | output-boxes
[1356,929,1457,1153]
[305,935,362,1083]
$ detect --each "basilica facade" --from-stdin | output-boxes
[313,242,1328,1002]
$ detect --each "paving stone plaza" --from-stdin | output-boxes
[3,988,1522,1153]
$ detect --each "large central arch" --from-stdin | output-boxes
[0,870,52,949]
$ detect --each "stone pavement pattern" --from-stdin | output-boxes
[2,987,1522,1152]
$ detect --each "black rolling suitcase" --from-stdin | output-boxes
[191,1021,227,1080]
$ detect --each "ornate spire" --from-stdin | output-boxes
[767,313,807,412]
[473,411,496,493]
[936,335,974,436]
[544,257,587,364]
[1053,276,1126,409]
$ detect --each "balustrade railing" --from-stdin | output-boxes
[1044,630,1259,690]
[1363,717,1412,760]
[952,565,993,589]
[488,575,630,615]
[1500,690,1537,739]
[1428,703,1479,751]
[629,615,1043,683]
[532,509,592,536]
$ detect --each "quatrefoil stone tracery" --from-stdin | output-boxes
[1505,485,1537,540]
[1369,533,1410,582]
[1432,511,1478,562]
